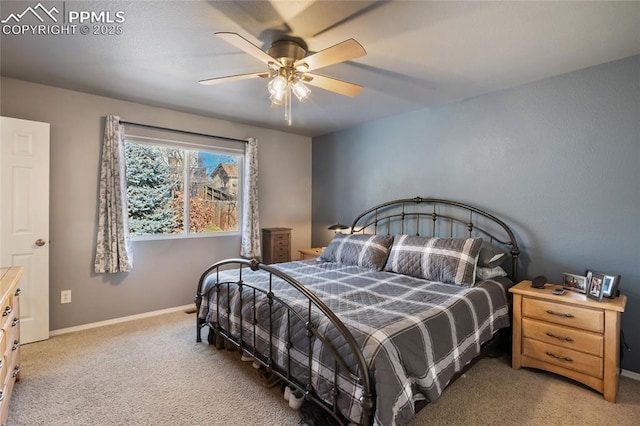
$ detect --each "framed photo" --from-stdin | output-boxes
[587,272,605,301]
[586,270,621,299]
[602,274,620,298]
[562,272,587,293]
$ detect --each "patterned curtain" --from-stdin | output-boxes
[240,138,261,258]
[94,115,134,273]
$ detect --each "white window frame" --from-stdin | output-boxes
[124,134,244,241]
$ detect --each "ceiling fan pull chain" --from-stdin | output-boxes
[286,89,292,126]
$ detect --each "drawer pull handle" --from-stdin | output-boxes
[12,365,20,378]
[545,351,572,362]
[12,339,19,351]
[546,332,573,342]
[546,309,574,318]
[2,306,11,316]
[0,390,3,402]
[11,317,20,327]
[15,287,22,296]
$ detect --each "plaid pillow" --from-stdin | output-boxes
[383,235,483,286]
[319,233,394,270]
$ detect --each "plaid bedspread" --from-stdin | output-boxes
[198,260,510,425]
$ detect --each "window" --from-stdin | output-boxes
[124,137,242,239]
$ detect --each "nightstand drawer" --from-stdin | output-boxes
[523,338,603,378]
[523,298,603,333]
[522,317,603,357]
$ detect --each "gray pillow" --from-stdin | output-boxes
[384,235,483,286]
[319,233,394,270]
[478,240,508,268]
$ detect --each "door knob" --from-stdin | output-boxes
[35,239,46,247]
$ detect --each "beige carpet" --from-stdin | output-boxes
[9,311,640,425]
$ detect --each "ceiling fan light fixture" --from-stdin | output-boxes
[270,92,286,106]
[267,75,287,97]
[291,81,311,102]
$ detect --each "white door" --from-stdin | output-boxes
[0,116,50,344]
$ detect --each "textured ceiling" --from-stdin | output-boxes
[1,1,639,137]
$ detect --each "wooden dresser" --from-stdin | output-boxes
[261,228,291,264]
[510,280,626,402]
[0,266,22,425]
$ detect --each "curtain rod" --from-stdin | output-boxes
[118,120,247,144]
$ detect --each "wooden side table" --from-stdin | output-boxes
[510,280,626,402]
[298,248,324,260]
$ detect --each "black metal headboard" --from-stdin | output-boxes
[349,197,520,281]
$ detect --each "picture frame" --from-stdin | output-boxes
[586,270,620,299]
[587,272,605,301]
[562,272,588,293]
[602,274,620,298]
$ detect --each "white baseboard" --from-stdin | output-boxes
[621,369,640,382]
[49,304,195,337]
[43,311,640,382]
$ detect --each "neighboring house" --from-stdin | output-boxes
[210,163,238,200]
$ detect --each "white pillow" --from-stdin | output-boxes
[476,266,508,281]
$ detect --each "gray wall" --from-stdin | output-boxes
[312,55,640,372]
[1,77,312,331]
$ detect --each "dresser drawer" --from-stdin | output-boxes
[0,301,14,333]
[523,338,603,378]
[272,235,290,245]
[0,371,16,423]
[273,245,289,255]
[0,383,9,424]
[0,355,6,392]
[270,254,290,263]
[6,336,19,371]
[523,298,603,333]
[522,317,603,357]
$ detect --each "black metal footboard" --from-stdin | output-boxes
[195,258,374,425]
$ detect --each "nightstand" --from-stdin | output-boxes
[510,280,627,402]
[298,247,324,260]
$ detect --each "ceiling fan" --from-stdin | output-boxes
[199,32,367,125]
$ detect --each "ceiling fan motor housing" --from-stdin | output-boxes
[267,40,307,66]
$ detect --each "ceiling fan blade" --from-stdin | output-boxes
[285,1,381,38]
[199,72,269,86]
[295,39,366,72]
[303,73,363,98]
[215,32,281,67]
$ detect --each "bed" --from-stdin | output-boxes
[195,197,520,425]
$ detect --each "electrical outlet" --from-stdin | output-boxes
[61,290,72,304]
